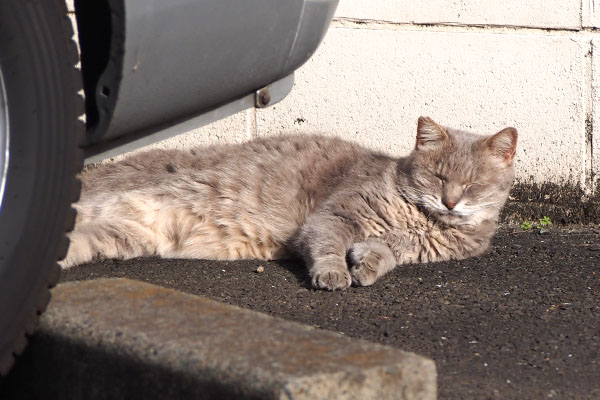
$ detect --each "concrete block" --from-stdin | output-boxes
[257,27,589,186]
[335,0,581,30]
[583,0,600,28]
[3,279,436,400]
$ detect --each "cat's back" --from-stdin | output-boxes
[193,134,366,171]
[80,134,372,195]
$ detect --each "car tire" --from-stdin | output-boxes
[0,0,83,374]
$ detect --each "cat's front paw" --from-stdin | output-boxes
[349,254,380,287]
[348,240,396,287]
[312,270,351,291]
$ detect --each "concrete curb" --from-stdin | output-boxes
[1,279,436,399]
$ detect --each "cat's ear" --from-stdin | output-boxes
[416,116,448,151]
[485,127,518,163]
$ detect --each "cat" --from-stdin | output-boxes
[62,116,518,290]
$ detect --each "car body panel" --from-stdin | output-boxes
[75,0,338,160]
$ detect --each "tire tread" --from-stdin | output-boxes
[0,0,84,375]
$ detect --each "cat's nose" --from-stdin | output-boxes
[443,199,457,210]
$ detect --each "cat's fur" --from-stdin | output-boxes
[63,117,518,290]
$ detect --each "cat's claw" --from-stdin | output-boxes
[312,270,351,291]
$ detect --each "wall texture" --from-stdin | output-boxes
[71,1,600,222]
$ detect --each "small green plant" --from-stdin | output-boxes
[520,216,552,231]
[539,216,552,227]
[520,220,534,230]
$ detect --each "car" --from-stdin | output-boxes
[0,0,338,373]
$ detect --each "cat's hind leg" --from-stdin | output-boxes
[347,239,396,287]
[60,220,158,268]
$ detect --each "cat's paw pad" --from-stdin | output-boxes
[312,270,351,291]
[349,254,380,286]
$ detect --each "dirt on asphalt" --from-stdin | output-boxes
[60,226,600,400]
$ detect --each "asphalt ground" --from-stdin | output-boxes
[60,226,600,400]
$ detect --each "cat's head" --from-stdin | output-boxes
[402,116,517,226]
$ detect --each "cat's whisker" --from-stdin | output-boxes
[461,201,502,213]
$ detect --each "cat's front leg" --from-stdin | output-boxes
[347,239,396,287]
[296,213,357,291]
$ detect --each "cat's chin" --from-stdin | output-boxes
[433,211,474,226]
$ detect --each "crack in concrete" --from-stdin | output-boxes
[332,16,600,37]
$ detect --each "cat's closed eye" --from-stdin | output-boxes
[463,182,485,194]
[433,172,446,184]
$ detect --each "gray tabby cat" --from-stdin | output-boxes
[62,117,518,290]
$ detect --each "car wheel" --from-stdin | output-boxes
[0,0,83,374]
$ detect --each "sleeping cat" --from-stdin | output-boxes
[62,116,518,290]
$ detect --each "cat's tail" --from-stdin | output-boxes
[60,221,158,268]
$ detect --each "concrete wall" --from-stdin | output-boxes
[68,1,600,221]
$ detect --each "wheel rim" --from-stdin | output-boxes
[0,65,9,210]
